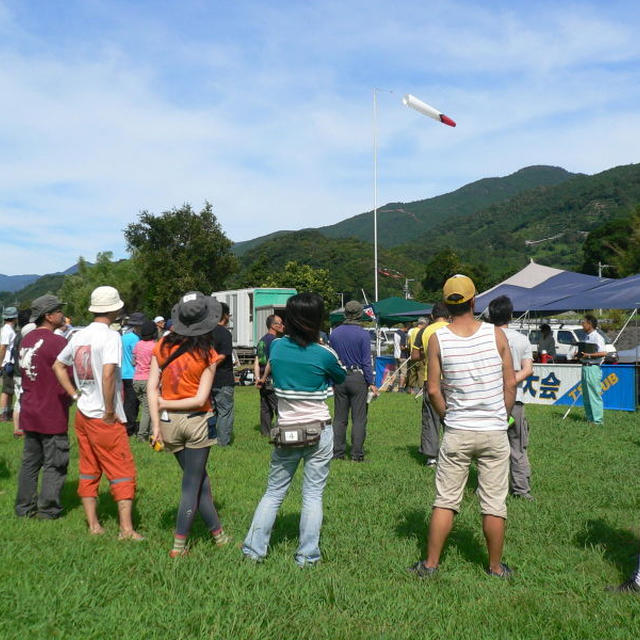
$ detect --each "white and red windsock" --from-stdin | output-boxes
[402,94,456,127]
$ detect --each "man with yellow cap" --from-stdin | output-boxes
[409,275,516,579]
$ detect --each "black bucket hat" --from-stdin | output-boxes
[170,292,222,337]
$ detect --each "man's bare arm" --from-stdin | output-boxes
[426,334,446,419]
[53,360,77,397]
[0,345,6,364]
[495,328,516,415]
[515,358,533,385]
[410,347,422,361]
[102,363,117,423]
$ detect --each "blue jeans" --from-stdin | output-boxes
[212,386,235,446]
[242,425,333,565]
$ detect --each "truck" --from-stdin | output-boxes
[210,287,297,367]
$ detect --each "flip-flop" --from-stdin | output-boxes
[118,531,145,542]
[486,563,513,579]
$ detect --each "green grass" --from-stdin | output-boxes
[2,388,640,639]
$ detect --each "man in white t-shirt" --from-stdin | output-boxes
[489,296,534,500]
[579,314,607,425]
[0,306,19,422]
[53,286,141,540]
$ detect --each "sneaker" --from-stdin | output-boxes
[169,548,188,558]
[332,454,345,460]
[486,563,513,579]
[408,561,438,578]
[425,458,437,467]
[606,579,640,593]
[512,492,535,501]
[213,530,231,547]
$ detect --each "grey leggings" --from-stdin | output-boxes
[174,447,221,537]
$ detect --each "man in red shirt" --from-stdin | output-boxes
[15,295,71,519]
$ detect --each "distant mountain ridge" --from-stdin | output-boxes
[0,262,89,298]
[232,165,575,255]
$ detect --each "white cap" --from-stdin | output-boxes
[88,286,124,313]
[154,316,165,323]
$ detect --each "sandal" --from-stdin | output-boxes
[486,563,513,579]
[118,530,145,542]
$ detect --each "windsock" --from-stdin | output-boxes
[402,94,456,127]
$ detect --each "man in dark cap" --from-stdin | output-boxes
[15,295,71,518]
[329,300,377,461]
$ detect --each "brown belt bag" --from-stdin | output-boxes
[269,421,328,448]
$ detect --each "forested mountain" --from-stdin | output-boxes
[234,162,640,300]
[231,165,574,255]
[403,162,640,274]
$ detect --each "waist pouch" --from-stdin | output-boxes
[269,421,327,448]
[2,363,14,377]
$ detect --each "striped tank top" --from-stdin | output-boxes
[435,322,507,431]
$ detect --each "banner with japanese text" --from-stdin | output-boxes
[524,364,637,412]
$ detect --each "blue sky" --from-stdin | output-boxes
[1,0,640,274]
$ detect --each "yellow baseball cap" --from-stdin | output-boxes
[443,274,476,304]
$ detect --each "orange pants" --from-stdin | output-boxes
[75,410,136,501]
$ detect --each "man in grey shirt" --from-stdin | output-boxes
[489,296,534,500]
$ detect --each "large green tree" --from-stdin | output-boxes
[261,261,337,308]
[420,248,491,300]
[124,202,237,313]
[59,253,143,325]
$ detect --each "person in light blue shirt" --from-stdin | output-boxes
[243,293,346,566]
[121,312,145,436]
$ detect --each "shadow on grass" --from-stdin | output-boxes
[0,456,10,478]
[60,479,82,514]
[396,509,487,567]
[402,445,425,466]
[574,518,639,577]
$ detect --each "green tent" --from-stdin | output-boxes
[329,297,432,326]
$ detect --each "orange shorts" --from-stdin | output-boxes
[75,410,137,501]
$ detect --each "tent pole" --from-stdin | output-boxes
[613,308,638,346]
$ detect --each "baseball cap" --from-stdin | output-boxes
[153,315,165,323]
[127,311,146,326]
[88,286,125,313]
[443,274,476,304]
[29,294,65,323]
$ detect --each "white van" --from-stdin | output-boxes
[514,323,617,363]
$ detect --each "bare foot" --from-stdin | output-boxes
[89,524,105,535]
[118,530,145,541]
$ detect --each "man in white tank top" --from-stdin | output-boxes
[409,275,516,579]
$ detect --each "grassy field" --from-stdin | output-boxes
[2,387,640,639]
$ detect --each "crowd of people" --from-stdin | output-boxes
[1,277,637,592]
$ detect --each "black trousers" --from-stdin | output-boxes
[259,386,278,436]
[123,379,139,435]
[332,371,368,460]
[15,432,69,518]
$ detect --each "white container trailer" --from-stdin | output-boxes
[210,287,297,349]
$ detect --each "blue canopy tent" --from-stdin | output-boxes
[475,262,609,313]
[535,273,640,312]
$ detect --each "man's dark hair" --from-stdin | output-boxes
[430,302,450,321]
[488,296,513,326]
[266,314,276,329]
[540,323,551,334]
[445,300,472,317]
[220,302,230,317]
[18,309,31,327]
[584,314,598,329]
[285,293,323,347]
